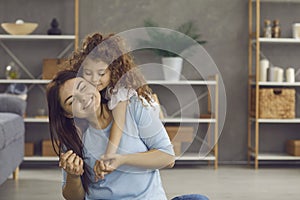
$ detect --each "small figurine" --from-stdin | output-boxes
[47,18,62,35]
[272,19,281,38]
[263,19,272,38]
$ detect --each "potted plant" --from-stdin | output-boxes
[141,19,206,81]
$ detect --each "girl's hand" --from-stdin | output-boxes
[93,160,109,181]
[59,150,84,176]
[100,154,125,173]
[93,154,125,180]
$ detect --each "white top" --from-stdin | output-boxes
[105,86,137,110]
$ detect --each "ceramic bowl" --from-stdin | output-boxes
[1,22,38,35]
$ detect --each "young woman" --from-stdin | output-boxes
[48,69,173,199]
[47,69,209,200]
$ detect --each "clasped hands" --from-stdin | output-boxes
[59,150,124,180]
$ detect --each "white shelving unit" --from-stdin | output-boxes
[147,80,217,86]
[24,117,49,123]
[176,153,216,161]
[0,35,76,40]
[0,79,51,84]
[252,118,300,123]
[248,0,300,168]
[252,81,300,86]
[162,118,216,123]
[251,153,300,160]
[0,0,79,162]
[252,0,300,2]
[148,75,219,169]
[23,156,59,162]
[255,38,300,43]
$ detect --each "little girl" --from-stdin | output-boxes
[72,33,155,178]
[82,55,136,156]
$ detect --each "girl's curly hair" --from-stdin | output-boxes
[69,32,153,104]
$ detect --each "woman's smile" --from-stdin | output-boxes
[83,95,94,110]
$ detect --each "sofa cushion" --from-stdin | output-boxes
[0,113,25,150]
[0,94,26,116]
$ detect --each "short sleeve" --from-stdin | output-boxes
[130,98,174,156]
[107,87,137,110]
[62,169,66,188]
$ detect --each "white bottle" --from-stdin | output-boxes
[268,67,277,82]
[259,59,269,82]
[275,67,284,82]
[286,68,295,83]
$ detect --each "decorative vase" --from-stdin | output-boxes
[161,57,183,81]
[5,62,21,79]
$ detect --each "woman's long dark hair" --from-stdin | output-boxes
[46,70,91,193]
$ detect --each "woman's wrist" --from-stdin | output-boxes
[67,172,81,179]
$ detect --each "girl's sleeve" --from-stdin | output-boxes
[133,99,175,156]
[108,87,137,110]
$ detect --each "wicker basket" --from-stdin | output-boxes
[251,88,295,119]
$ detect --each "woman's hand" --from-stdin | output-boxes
[60,150,85,200]
[59,150,84,176]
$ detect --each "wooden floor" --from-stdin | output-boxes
[0,165,299,200]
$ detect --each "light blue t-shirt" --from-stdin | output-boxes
[63,96,174,200]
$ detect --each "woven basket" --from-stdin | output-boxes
[251,88,295,119]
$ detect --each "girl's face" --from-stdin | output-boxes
[59,77,101,119]
[82,58,111,91]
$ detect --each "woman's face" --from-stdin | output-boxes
[59,77,101,119]
[82,58,111,91]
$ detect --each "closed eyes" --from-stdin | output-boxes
[80,85,86,92]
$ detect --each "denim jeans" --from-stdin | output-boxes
[171,194,209,200]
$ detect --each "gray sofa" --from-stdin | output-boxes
[0,94,26,185]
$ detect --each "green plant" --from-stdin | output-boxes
[141,19,206,57]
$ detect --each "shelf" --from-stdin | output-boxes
[23,117,215,124]
[162,118,216,123]
[251,118,300,123]
[251,81,300,86]
[251,153,300,160]
[0,79,215,85]
[176,153,215,161]
[0,79,216,85]
[24,154,215,162]
[0,79,51,84]
[147,80,217,86]
[0,35,76,40]
[252,0,300,2]
[24,156,59,161]
[24,117,49,123]
[253,38,300,43]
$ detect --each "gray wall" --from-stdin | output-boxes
[1,0,300,162]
